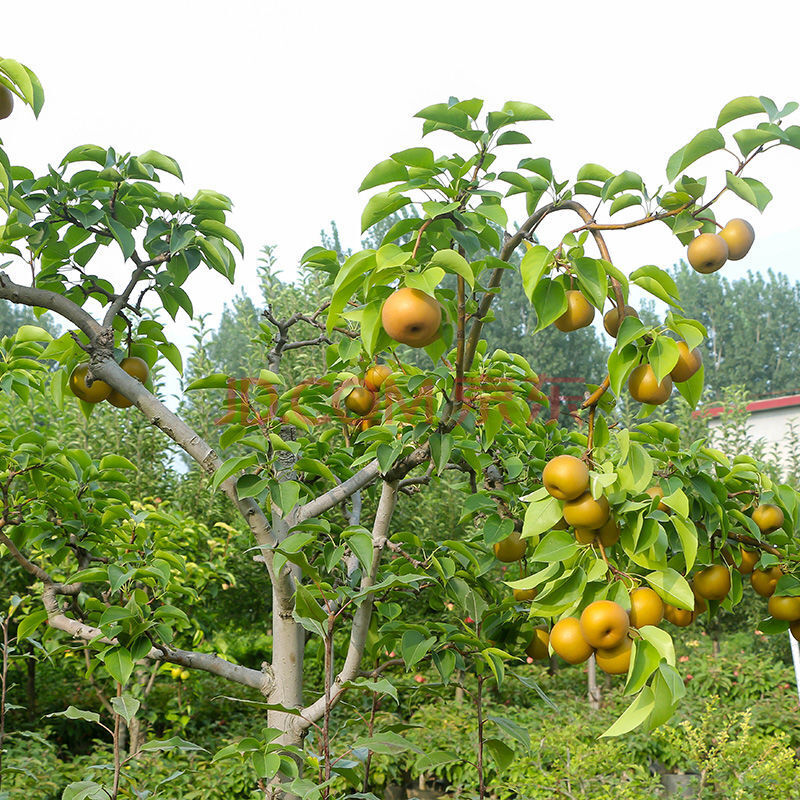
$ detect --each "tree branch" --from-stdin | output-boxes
[102,251,168,328]
[293,461,382,524]
[297,480,398,729]
[41,587,272,694]
[0,272,102,340]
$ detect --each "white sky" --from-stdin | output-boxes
[3,0,800,369]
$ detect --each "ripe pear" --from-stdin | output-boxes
[554,290,595,332]
[687,233,728,274]
[580,600,629,649]
[493,532,528,562]
[381,287,441,347]
[719,218,754,261]
[69,363,111,403]
[603,305,638,338]
[597,517,621,547]
[595,637,632,675]
[750,566,782,598]
[364,364,393,391]
[542,454,589,501]
[106,356,150,409]
[628,587,664,628]
[563,492,610,529]
[345,386,375,415]
[628,364,673,405]
[550,617,594,664]
[693,564,731,601]
[0,86,13,120]
[670,342,702,383]
[752,503,784,534]
[663,603,694,627]
[525,626,550,660]
[767,595,800,621]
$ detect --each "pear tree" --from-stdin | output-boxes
[1,58,800,800]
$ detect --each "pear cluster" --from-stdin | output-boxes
[342,364,393,431]
[68,357,149,409]
[687,219,755,274]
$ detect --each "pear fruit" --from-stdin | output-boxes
[554,290,595,332]
[106,356,150,409]
[752,503,784,534]
[719,218,754,261]
[69,363,111,404]
[550,617,594,664]
[381,288,442,348]
[628,364,672,405]
[563,492,610,529]
[603,305,638,338]
[670,342,702,383]
[687,233,728,274]
[542,454,589,501]
[0,86,13,120]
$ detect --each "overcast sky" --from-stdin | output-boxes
[3,1,799,368]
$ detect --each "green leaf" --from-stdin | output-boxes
[352,731,422,755]
[675,363,704,408]
[666,129,725,182]
[532,279,567,332]
[647,337,680,384]
[519,245,552,301]
[725,172,772,212]
[572,257,606,308]
[496,131,531,146]
[624,640,662,695]
[414,750,462,771]
[609,194,642,216]
[716,96,765,128]
[601,687,655,737]
[608,343,639,398]
[531,529,576,563]
[111,694,140,726]
[522,495,563,538]
[106,216,135,260]
[645,569,693,610]
[391,147,434,169]
[196,219,244,256]
[400,630,436,668]
[603,171,643,199]
[15,325,53,343]
[485,737,515,772]
[45,705,102,724]
[104,646,135,684]
[99,454,136,471]
[211,454,258,492]
[185,373,230,390]
[501,101,551,121]
[639,626,676,667]
[62,781,108,800]
[361,191,411,233]
[733,128,779,157]
[359,158,409,192]
[139,736,207,752]
[430,248,474,287]
[139,150,183,180]
[630,265,681,308]
[16,609,48,640]
[672,517,698,572]
[577,163,613,182]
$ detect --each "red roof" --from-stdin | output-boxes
[700,393,800,419]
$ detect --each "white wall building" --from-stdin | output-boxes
[705,394,800,479]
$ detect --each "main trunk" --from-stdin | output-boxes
[266,581,305,799]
